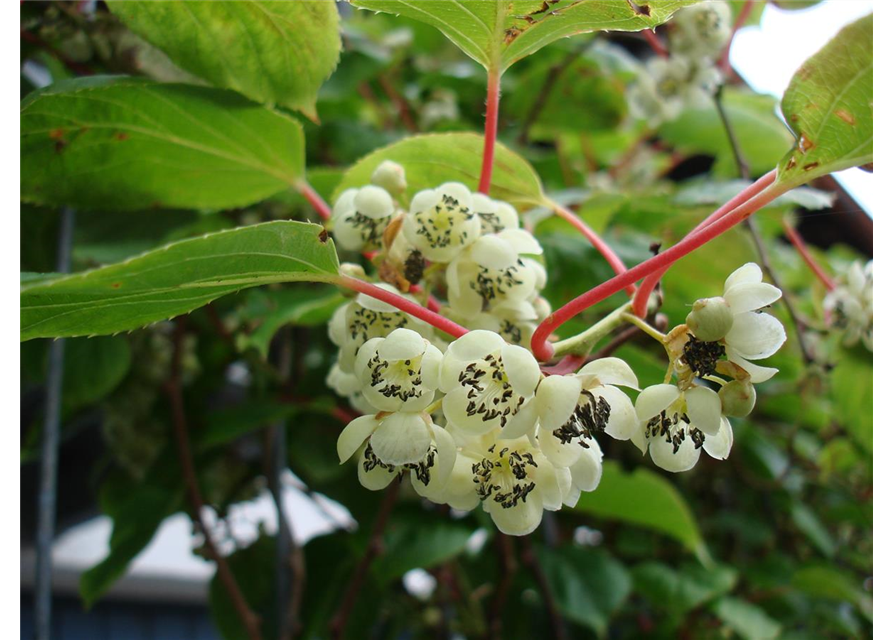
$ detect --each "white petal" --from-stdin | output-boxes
[536,375,583,432]
[726,312,786,360]
[399,389,436,413]
[327,304,349,347]
[354,337,383,382]
[539,425,583,468]
[488,493,543,536]
[724,262,762,291]
[563,485,582,508]
[438,181,473,206]
[536,458,567,511]
[429,424,457,489]
[727,350,778,383]
[685,386,722,436]
[439,330,503,391]
[470,235,517,271]
[498,229,543,256]
[724,282,782,314]
[354,185,394,219]
[649,434,701,472]
[332,214,368,251]
[501,344,541,397]
[635,384,682,422]
[379,328,426,360]
[357,283,403,313]
[409,188,437,214]
[337,415,378,463]
[443,388,492,435]
[596,385,638,441]
[442,453,481,510]
[704,417,733,460]
[578,357,639,389]
[358,459,398,490]
[419,344,444,390]
[472,193,497,215]
[333,188,358,218]
[500,398,539,439]
[495,203,519,231]
[569,442,604,492]
[370,412,432,465]
[631,422,648,455]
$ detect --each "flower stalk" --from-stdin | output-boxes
[478,69,501,195]
[783,220,836,291]
[297,181,332,220]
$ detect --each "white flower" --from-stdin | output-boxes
[354,328,443,412]
[631,383,731,473]
[472,193,520,235]
[436,429,570,536]
[533,358,639,468]
[328,284,429,373]
[439,330,541,436]
[720,263,786,382]
[628,56,719,127]
[669,1,733,60]
[370,160,407,196]
[326,364,376,414]
[445,230,544,320]
[403,182,481,262]
[441,307,538,348]
[331,185,395,252]
[563,440,604,508]
[824,260,873,350]
[337,411,456,492]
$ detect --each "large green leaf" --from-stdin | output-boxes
[21,221,340,341]
[21,77,306,211]
[573,461,708,562]
[791,564,872,621]
[351,0,698,72]
[633,562,738,616]
[831,349,872,454]
[108,0,341,120]
[777,14,873,187]
[333,133,545,208]
[712,597,782,640]
[62,336,132,411]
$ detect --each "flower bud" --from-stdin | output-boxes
[686,297,734,342]
[719,380,756,417]
[371,160,407,195]
[354,185,394,219]
[339,262,366,279]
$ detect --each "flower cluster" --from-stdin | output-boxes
[628,1,732,126]
[824,260,873,351]
[325,160,787,535]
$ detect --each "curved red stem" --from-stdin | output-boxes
[550,202,635,296]
[339,276,467,339]
[642,29,669,58]
[631,169,777,317]
[719,0,755,75]
[783,220,836,291]
[299,182,332,220]
[531,181,786,361]
[478,70,501,195]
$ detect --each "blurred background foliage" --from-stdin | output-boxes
[21,1,871,638]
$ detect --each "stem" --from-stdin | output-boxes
[378,75,418,132]
[621,312,667,342]
[714,86,815,364]
[339,275,468,338]
[478,69,501,195]
[329,478,401,639]
[297,181,332,220]
[550,302,632,359]
[531,181,789,361]
[642,29,669,58]
[520,537,567,640]
[719,0,755,75]
[784,220,836,291]
[166,319,262,640]
[632,169,778,317]
[548,199,636,297]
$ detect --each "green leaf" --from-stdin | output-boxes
[21,221,340,341]
[62,336,132,411]
[80,457,183,607]
[21,77,306,211]
[333,133,545,208]
[209,535,277,640]
[777,14,873,187]
[791,564,872,621]
[198,400,301,450]
[573,461,708,562]
[713,597,782,640]
[236,288,345,357]
[108,0,341,120]
[351,0,698,72]
[831,349,872,453]
[538,546,631,636]
[791,502,836,558]
[659,89,793,177]
[633,562,738,614]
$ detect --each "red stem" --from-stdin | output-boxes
[478,70,501,194]
[550,201,635,297]
[632,169,777,317]
[540,354,586,375]
[783,220,836,291]
[531,181,787,361]
[339,276,468,339]
[298,182,332,220]
[642,29,669,58]
[719,0,755,75]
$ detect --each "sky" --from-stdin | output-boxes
[731,0,875,217]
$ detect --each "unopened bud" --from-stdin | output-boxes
[354,185,394,219]
[686,297,733,342]
[371,160,407,195]
[339,263,367,279]
[719,380,756,417]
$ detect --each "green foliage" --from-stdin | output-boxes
[712,597,782,640]
[777,14,873,186]
[21,222,339,340]
[209,535,278,640]
[109,0,341,120]
[21,77,307,211]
